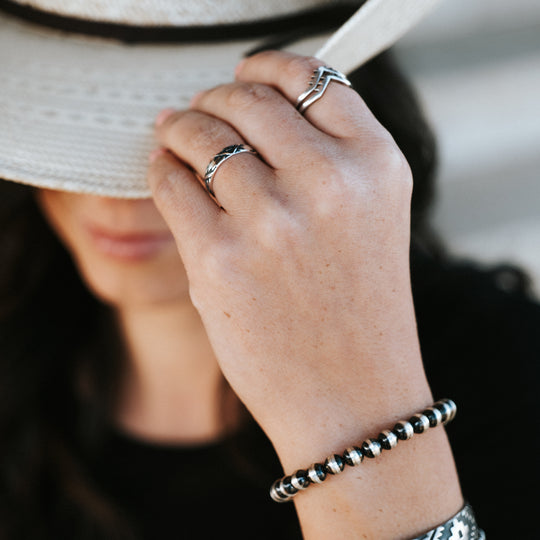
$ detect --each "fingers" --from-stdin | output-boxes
[150,50,387,228]
[147,148,220,254]
[189,75,333,170]
[154,109,275,214]
[235,50,380,138]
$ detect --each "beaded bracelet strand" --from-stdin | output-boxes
[270,398,457,503]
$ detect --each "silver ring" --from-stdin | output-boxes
[295,66,352,114]
[203,144,258,198]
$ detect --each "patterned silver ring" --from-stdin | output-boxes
[295,65,352,114]
[203,144,258,199]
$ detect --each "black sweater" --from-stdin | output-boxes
[86,249,540,539]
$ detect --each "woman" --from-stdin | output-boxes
[0,1,538,538]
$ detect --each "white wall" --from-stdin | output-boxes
[395,0,540,297]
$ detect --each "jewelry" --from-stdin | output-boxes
[412,503,486,540]
[295,65,352,114]
[270,398,457,503]
[203,144,258,198]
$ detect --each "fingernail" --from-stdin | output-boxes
[155,108,175,127]
[149,147,167,163]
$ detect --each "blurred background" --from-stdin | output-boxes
[394,0,540,298]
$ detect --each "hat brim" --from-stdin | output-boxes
[1,13,285,198]
[0,0,440,198]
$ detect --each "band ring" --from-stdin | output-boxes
[295,66,352,114]
[203,144,258,199]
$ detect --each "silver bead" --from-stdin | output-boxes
[324,454,345,475]
[307,463,327,484]
[361,438,382,458]
[270,479,292,503]
[378,429,398,450]
[444,399,457,421]
[343,446,363,466]
[290,470,310,490]
[434,400,451,423]
[410,413,431,434]
[393,420,414,440]
[281,476,299,496]
[422,406,443,427]
[434,399,457,424]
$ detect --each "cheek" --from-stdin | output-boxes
[77,247,190,308]
[36,190,73,243]
[36,190,191,307]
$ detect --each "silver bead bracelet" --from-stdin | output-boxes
[270,398,457,503]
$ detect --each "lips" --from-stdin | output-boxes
[85,224,175,261]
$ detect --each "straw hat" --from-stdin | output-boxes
[0,0,441,198]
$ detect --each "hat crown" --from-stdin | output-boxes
[14,0,347,25]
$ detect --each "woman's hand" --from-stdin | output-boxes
[148,50,462,538]
[149,49,428,443]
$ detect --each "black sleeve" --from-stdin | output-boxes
[412,249,540,539]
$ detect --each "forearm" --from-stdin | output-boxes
[268,345,463,539]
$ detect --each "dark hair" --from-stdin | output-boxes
[0,49,447,538]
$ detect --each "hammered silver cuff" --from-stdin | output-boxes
[412,503,485,540]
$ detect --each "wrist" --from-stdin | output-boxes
[264,354,433,470]
[269,398,463,539]
[271,386,433,472]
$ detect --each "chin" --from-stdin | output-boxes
[35,190,191,308]
[75,252,191,309]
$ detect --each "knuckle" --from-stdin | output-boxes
[160,110,190,137]
[198,236,238,281]
[246,49,279,65]
[254,203,299,252]
[312,182,348,220]
[148,162,182,203]
[368,147,413,208]
[185,114,226,151]
[284,55,322,80]
[369,139,412,187]
[226,81,275,110]
[376,138,408,172]
[386,143,410,176]
[293,154,355,218]
[313,157,349,189]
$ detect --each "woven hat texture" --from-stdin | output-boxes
[15,0,342,25]
[0,0,441,198]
